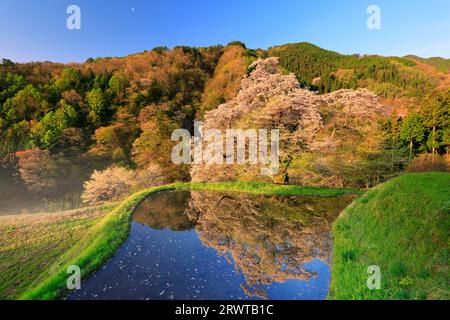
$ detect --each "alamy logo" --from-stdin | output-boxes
[67,265,81,290]
[171,121,280,175]
[367,5,381,30]
[66,5,81,30]
[367,265,381,290]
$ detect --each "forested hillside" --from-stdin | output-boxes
[406,55,450,73]
[0,42,448,213]
[269,42,439,97]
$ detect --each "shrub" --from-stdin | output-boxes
[81,166,133,205]
[131,164,167,190]
[406,154,450,173]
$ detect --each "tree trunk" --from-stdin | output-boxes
[432,126,436,163]
[409,140,413,161]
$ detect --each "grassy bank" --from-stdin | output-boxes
[0,206,112,299]
[330,172,450,300]
[19,184,177,300]
[16,182,358,300]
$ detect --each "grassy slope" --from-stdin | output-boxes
[330,172,450,300]
[0,205,113,299]
[18,182,360,300]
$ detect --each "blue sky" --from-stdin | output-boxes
[0,0,449,62]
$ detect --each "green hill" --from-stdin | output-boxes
[330,172,450,300]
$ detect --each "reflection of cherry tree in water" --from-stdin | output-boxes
[133,190,355,299]
[186,191,354,298]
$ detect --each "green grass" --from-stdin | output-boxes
[17,182,358,300]
[329,172,450,300]
[0,205,112,299]
[186,181,363,197]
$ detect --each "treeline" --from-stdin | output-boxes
[269,42,449,172]
[384,89,449,157]
[0,45,238,210]
[269,42,438,97]
[343,87,449,188]
[406,55,450,73]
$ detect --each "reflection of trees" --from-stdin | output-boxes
[134,190,354,299]
[133,191,196,231]
[186,191,354,298]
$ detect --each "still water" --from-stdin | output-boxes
[68,190,354,300]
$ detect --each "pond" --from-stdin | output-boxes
[68,190,354,300]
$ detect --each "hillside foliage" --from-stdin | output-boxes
[0,42,448,212]
[269,42,438,97]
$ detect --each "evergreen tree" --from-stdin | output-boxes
[400,113,426,160]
